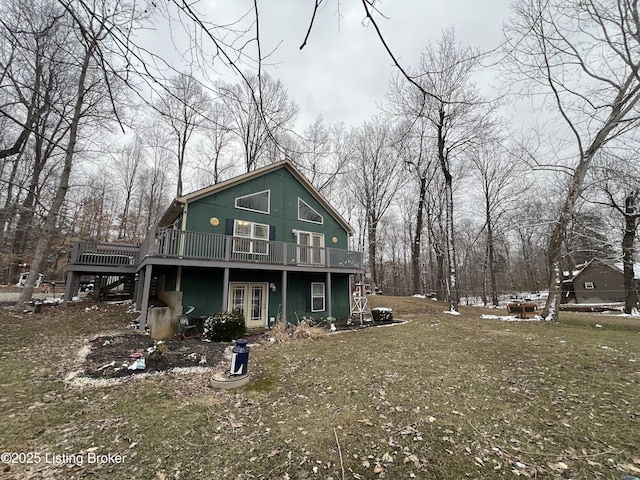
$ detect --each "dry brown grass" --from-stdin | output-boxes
[1,295,639,480]
[266,322,327,343]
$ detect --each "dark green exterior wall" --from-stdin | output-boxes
[286,272,350,322]
[180,268,225,317]
[179,267,351,322]
[184,167,349,248]
[169,165,355,325]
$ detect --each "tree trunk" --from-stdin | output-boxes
[623,192,638,315]
[437,107,458,312]
[18,40,94,307]
[411,174,427,294]
[486,213,498,306]
[541,156,593,321]
[367,215,378,287]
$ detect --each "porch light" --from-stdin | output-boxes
[270,283,276,292]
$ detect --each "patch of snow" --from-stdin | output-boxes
[480,314,541,322]
[444,310,461,316]
[42,297,63,305]
[412,294,426,299]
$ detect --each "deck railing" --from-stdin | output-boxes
[70,241,140,266]
[70,227,363,270]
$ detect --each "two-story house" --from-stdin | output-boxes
[64,161,364,331]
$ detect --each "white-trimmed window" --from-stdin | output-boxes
[584,281,595,289]
[298,197,323,224]
[235,190,270,214]
[297,231,324,265]
[233,220,269,254]
[311,282,325,312]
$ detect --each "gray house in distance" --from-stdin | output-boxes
[562,258,635,304]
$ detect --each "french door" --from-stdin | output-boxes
[228,282,268,328]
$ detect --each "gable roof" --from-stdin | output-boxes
[570,258,620,280]
[158,161,354,234]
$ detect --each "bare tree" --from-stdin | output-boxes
[17,0,130,306]
[346,117,405,288]
[154,73,211,197]
[193,100,234,187]
[216,71,298,172]
[139,124,174,232]
[505,0,640,321]
[290,117,348,195]
[589,153,640,314]
[392,28,491,312]
[468,139,526,305]
[110,136,144,240]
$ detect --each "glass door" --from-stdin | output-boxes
[297,232,324,265]
[228,282,267,328]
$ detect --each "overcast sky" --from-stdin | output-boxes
[152,1,515,131]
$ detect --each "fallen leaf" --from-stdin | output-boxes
[373,463,384,474]
[404,454,420,468]
[548,462,569,472]
[620,464,640,474]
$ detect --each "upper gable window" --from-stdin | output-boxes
[298,198,323,224]
[235,190,270,214]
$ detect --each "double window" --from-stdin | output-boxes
[233,220,269,255]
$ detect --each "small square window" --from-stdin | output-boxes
[584,281,595,289]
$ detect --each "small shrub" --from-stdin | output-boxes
[267,322,326,344]
[203,311,246,342]
[371,307,393,323]
[149,341,167,361]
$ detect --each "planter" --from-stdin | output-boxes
[371,307,393,322]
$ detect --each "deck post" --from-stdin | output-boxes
[222,267,229,311]
[63,271,76,305]
[139,264,153,331]
[281,270,288,324]
[326,272,332,318]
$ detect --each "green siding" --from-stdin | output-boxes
[180,268,225,317]
[286,272,351,322]
[169,165,355,325]
[179,268,351,323]
[184,167,349,248]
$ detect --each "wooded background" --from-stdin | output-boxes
[2,0,639,318]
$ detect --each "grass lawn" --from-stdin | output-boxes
[1,297,639,479]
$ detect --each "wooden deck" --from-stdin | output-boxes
[68,227,364,272]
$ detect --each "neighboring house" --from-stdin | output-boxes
[562,258,637,304]
[64,161,364,330]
